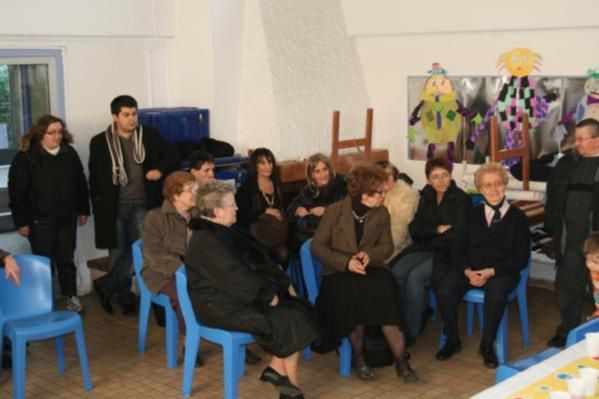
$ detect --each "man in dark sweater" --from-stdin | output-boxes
[546,118,599,348]
[434,163,530,369]
[89,95,179,316]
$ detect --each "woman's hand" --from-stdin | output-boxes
[269,294,279,307]
[310,206,325,217]
[354,251,370,267]
[348,258,366,275]
[465,268,494,287]
[436,224,452,234]
[295,207,309,218]
[265,208,283,221]
[4,255,20,285]
[17,226,30,237]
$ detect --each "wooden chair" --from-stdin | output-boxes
[330,108,373,173]
[489,114,530,191]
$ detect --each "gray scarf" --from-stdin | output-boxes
[104,123,145,186]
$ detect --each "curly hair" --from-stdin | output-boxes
[346,162,387,198]
[20,114,74,151]
[197,180,236,218]
[474,162,509,190]
[162,171,196,202]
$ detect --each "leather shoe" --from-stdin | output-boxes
[93,280,113,314]
[259,367,302,396]
[355,364,375,380]
[435,341,461,361]
[395,356,418,382]
[479,344,499,369]
[547,334,566,348]
[121,303,137,317]
[245,349,262,365]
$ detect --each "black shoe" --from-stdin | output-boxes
[93,280,113,314]
[121,303,137,317]
[245,349,262,365]
[395,356,418,382]
[355,364,375,380]
[259,367,302,396]
[547,334,566,348]
[435,341,461,361]
[479,344,499,369]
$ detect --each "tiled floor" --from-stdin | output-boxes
[0,286,591,398]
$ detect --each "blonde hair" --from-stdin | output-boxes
[305,153,336,195]
[474,162,509,190]
[584,232,599,256]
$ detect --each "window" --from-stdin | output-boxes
[0,49,65,232]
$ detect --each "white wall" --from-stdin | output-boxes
[341,0,599,187]
[0,0,214,292]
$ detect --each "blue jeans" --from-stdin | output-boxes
[96,203,146,305]
[392,251,433,337]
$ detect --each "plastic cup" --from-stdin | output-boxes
[549,392,571,399]
[586,333,599,359]
[568,378,586,399]
[580,367,599,397]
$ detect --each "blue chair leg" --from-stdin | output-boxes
[339,338,352,377]
[138,293,151,353]
[164,305,179,368]
[466,302,475,336]
[303,345,312,360]
[55,336,65,374]
[74,324,93,390]
[517,292,530,347]
[496,308,508,364]
[223,342,239,399]
[237,345,246,379]
[181,334,200,398]
[13,337,27,399]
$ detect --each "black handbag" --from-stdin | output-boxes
[363,327,394,368]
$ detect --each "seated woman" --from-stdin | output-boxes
[312,163,417,382]
[391,158,471,340]
[286,153,347,252]
[186,181,319,399]
[434,162,530,369]
[236,148,289,267]
[376,161,419,262]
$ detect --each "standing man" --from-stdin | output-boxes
[546,118,599,347]
[89,95,179,316]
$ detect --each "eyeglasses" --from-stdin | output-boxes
[372,190,385,196]
[183,185,199,195]
[480,181,505,190]
[221,202,237,208]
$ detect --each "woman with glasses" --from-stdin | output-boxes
[434,162,530,369]
[8,115,89,313]
[391,158,471,343]
[186,181,319,399]
[312,163,417,382]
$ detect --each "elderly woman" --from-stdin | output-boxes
[236,148,289,266]
[312,163,416,382]
[8,115,89,313]
[287,153,347,251]
[186,181,319,399]
[434,162,530,369]
[391,158,471,341]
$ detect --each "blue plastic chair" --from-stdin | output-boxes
[0,254,92,399]
[286,253,306,298]
[132,239,179,368]
[175,266,255,399]
[566,317,599,347]
[440,256,531,364]
[300,239,352,377]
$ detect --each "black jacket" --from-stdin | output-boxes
[8,139,89,228]
[185,218,290,325]
[285,174,347,221]
[88,125,179,249]
[407,180,471,252]
[235,177,285,230]
[545,150,599,262]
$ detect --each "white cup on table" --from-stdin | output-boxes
[586,332,599,359]
[580,367,599,397]
[549,391,571,399]
[567,378,586,399]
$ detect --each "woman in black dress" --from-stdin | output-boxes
[186,181,319,399]
[312,163,417,382]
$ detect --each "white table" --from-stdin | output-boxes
[472,340,587,398]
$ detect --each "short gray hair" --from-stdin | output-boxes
[196,180,236,217]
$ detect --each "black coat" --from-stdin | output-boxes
[8,139,89,228]
[285,174,347,221]
[185,218,290,325]
[545,150,599,262]
[88,125,179,248]
[235,177,285,230]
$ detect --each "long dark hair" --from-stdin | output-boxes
[248,147,280,182]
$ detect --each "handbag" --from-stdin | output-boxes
[249,213,289,248]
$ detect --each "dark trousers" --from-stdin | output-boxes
[96,203,146,305]
[555,246,587,337]
[159,280,186,335]
[435,270,518,346]
[28,218,78,297]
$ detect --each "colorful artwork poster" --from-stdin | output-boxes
[407,76,587,164]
